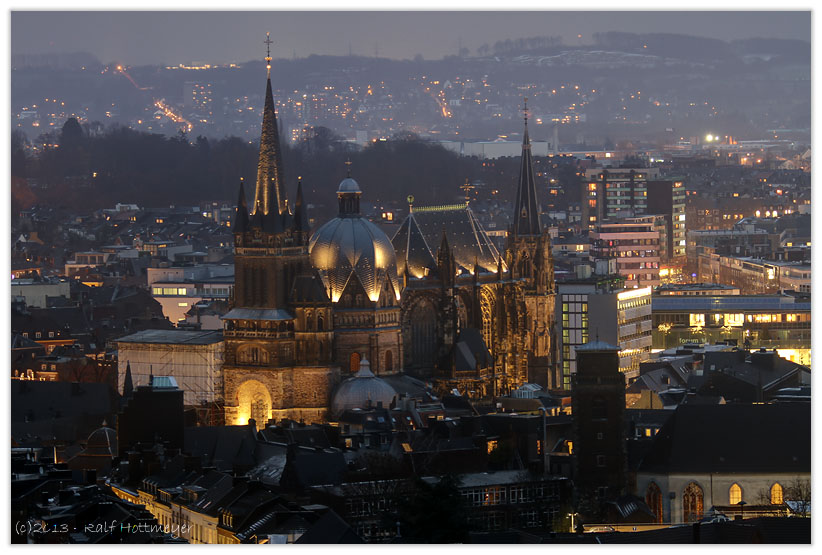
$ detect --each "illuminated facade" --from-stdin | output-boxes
[556,277,652,387]
[591,221,661,288]
[222,59,339,427]
[582,167,661,228]
[392,111,557,394]
[309,173,403,376]
[651,294,811,365]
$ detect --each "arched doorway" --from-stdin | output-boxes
[235,379,271,429]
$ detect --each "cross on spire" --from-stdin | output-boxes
[523,97,529,125]
[264,32,273,76]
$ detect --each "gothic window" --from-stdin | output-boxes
[317,314,325,331]
[770,483,783,505]
[409,299,437,368]
[385,350,393,372]
[646,482,663,523]
[683,482,704,523]
[350,352,361,373]
[306,312,314,330]
[729,483,742,505]
[480,292,494,352]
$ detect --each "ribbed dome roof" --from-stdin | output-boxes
[310,216,400,303]
[331,359,397,419]
[337,177,362,193]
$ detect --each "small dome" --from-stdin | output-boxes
[331,359,397,419]
[337,177,361,193]
[85,426,117,457]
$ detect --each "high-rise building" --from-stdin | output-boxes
[581,167,661,229]
[646,179,687,261]
[556,275,652,387]
[591,221,661,288]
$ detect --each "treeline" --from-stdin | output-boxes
[11,119,485,216]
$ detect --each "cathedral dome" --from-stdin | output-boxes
[331,359,397,418]
[309,175,400,302]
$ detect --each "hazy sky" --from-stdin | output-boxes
[11,11,811,66]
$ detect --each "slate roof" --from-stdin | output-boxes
[407,204,503,273]
[638,403,810,474]
[295,509,363,544]
[184,425,258,471]
[392,212,437,278]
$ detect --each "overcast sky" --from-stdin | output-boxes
[11,10,811,66]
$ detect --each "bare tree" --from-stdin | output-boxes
[784,476,811,517]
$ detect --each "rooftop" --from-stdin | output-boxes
[114,329,223,345]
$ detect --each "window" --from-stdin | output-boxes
[683,482,704,523]
[646,482,663,523]
[596,455,606,467]
[729,483,742,505]
[385,350,393,372]
[350,352,361,373]
[770,483,783,505]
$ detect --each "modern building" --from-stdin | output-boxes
[651,294,811,365]
[582,167,661,228]
[10,278,70,308]
[591,221,661,288]
[556,275,652,386]
[646,179,687,261]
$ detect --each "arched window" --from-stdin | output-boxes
[317,314,324,331]
[645,482,663,523]
[729,483,742,505]
[770,483,783,505]
[350,352,361,373]
[385,350,393,373]
[683,482,704,523]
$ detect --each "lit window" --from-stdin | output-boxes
[729,483,742,505]
[770,483,783,505]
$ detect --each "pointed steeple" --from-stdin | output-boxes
[252,33,287,217]
[513,98,542,237]
[437,227,456,285]
[232,179,249,233]
[294,177,309,232]
[123,361,134,400]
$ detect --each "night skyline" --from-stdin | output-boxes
[12,10,811,66]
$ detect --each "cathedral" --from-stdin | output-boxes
[222,53,556,427]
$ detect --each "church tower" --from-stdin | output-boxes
[222,35,339,428]
[503,99,558,388]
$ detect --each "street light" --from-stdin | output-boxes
[737,500,747,520]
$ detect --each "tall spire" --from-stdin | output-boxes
[232,178,249,233]
[123,361,133,400]
[294,176,309,232]
[252,32,286,217]
[513,97,542,236]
